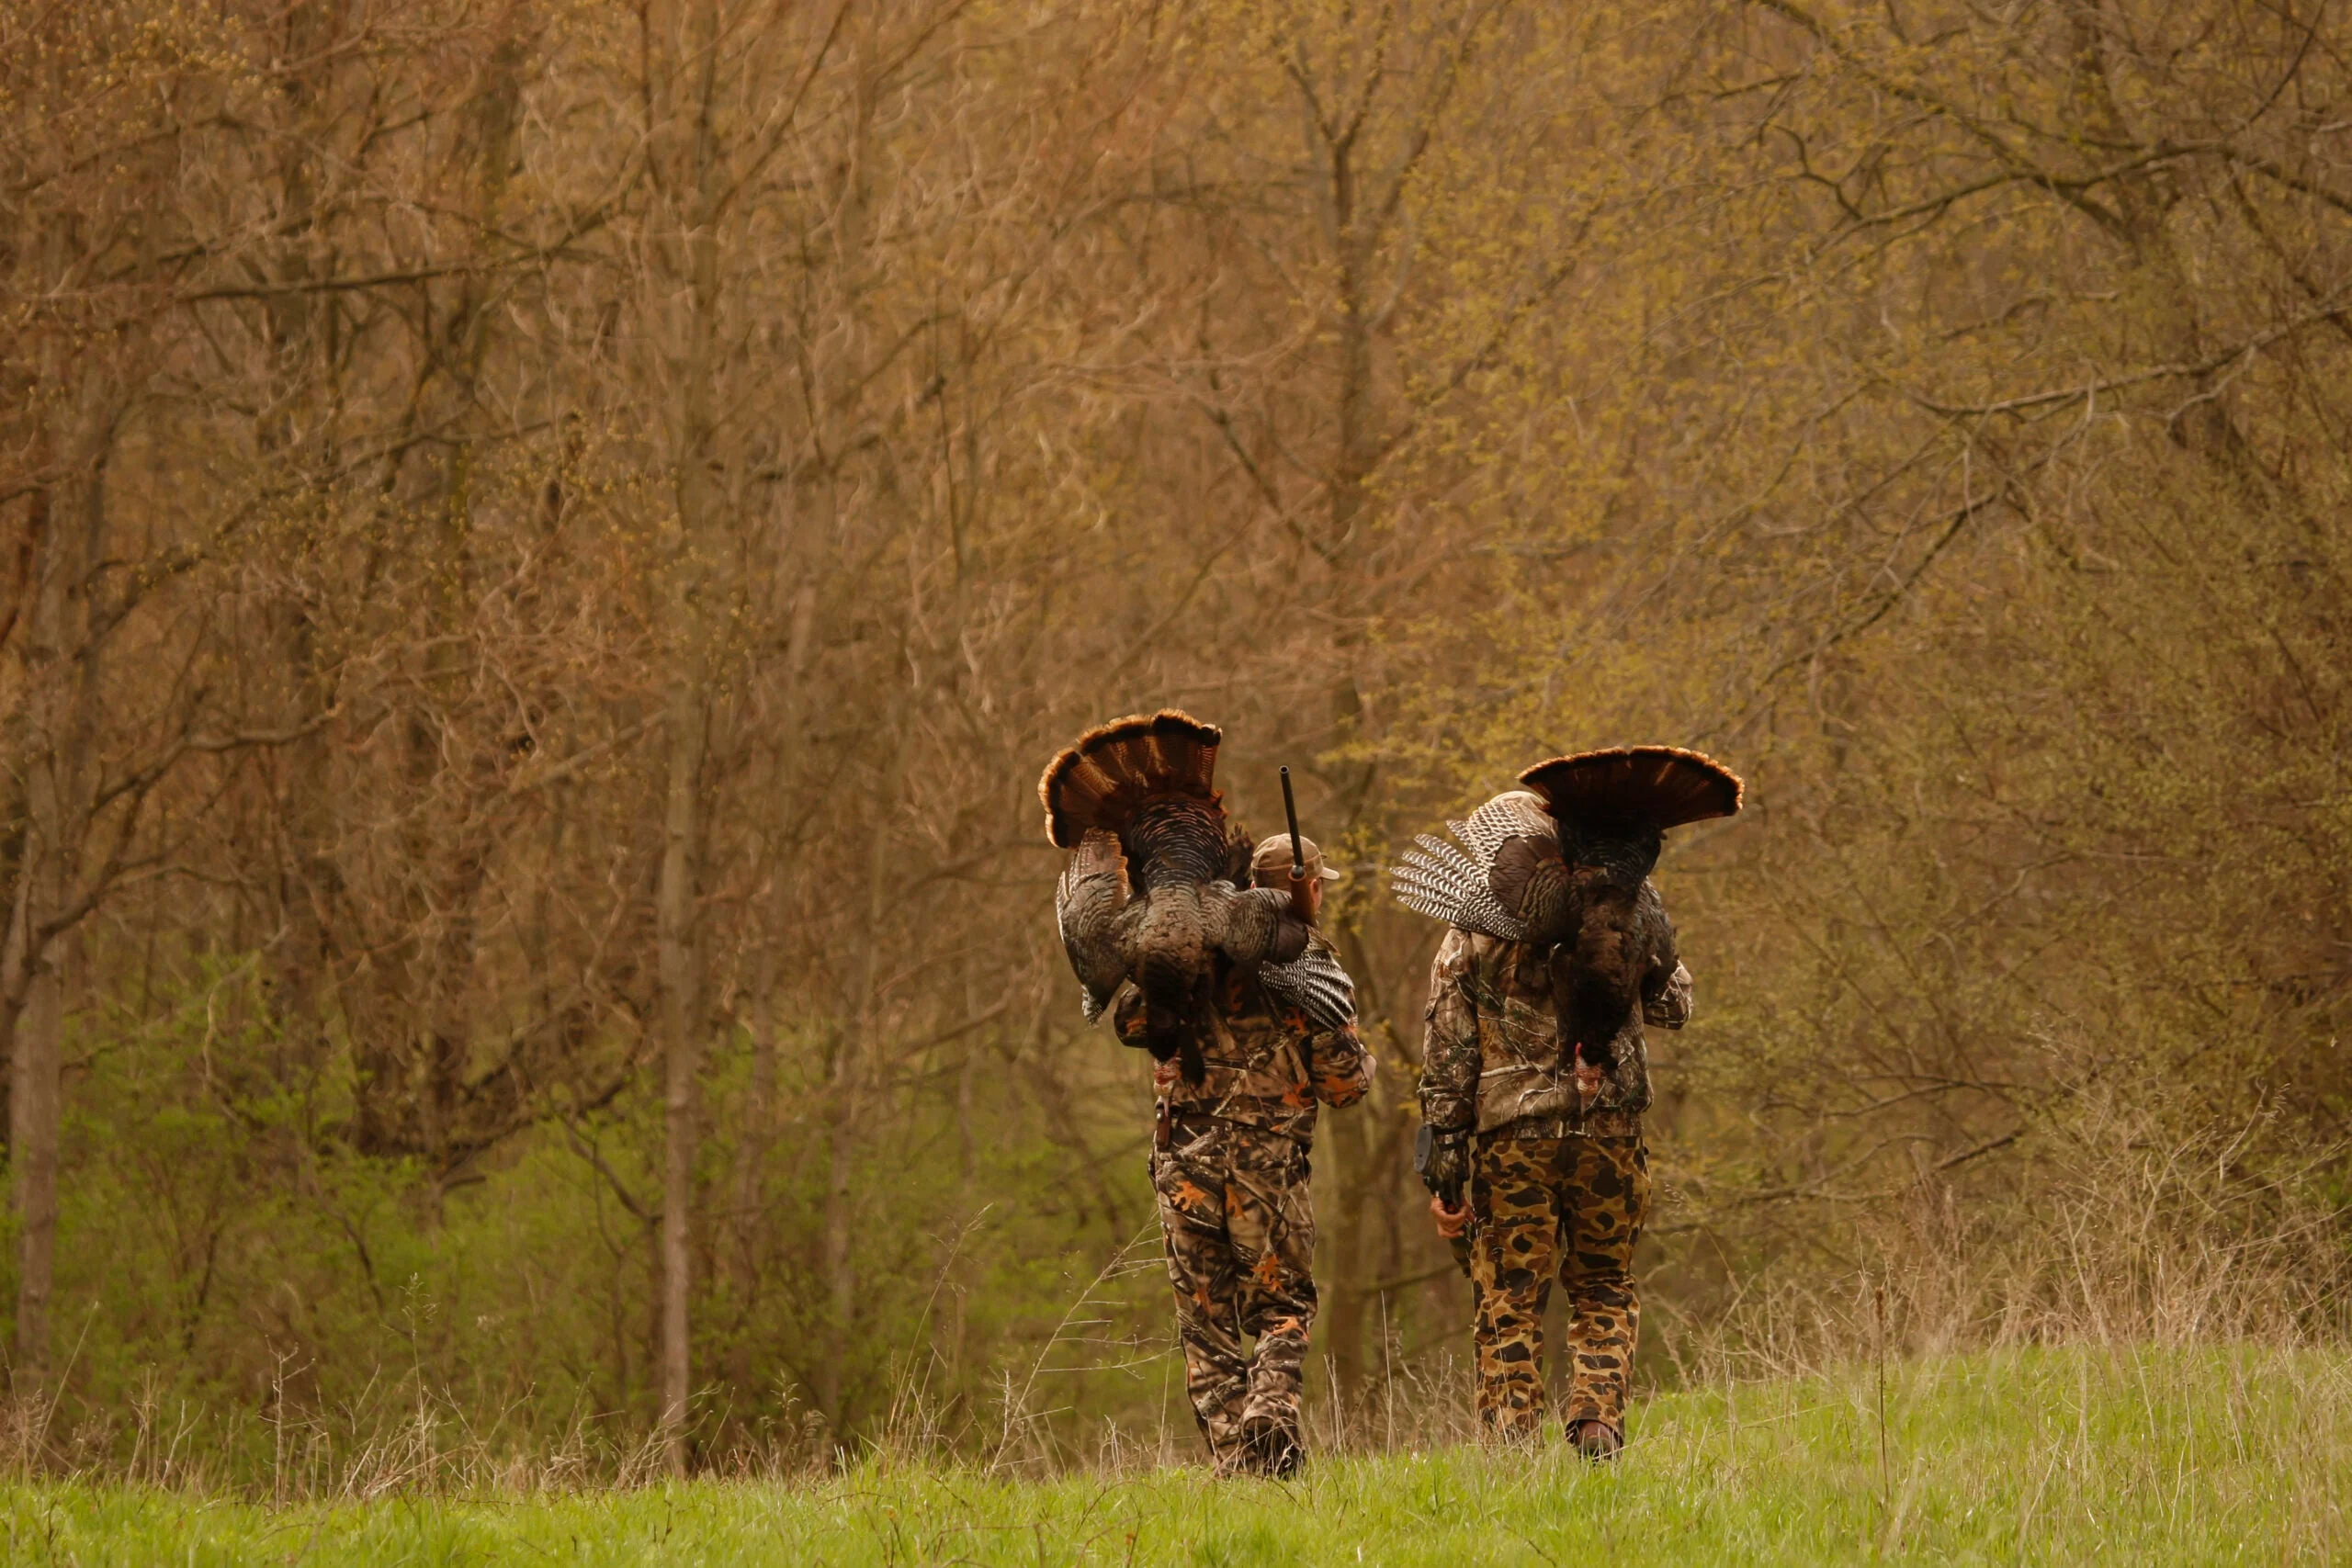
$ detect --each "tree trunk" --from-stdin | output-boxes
[816,810,891,1436]
[653,675,708,1471]
[815,1021,856,1434]
[4,442,105,1385]
[1,899,59,1385]
[1313,136,1386,1408]
[651,0,729,1472]
[725,583,813,1330]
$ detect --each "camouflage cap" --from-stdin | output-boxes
[1251,833,1343,885]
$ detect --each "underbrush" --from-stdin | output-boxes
[5,1343,2346,1564]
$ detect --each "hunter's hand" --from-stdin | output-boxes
[1416,1125,1469,1206]
[1430,1194,1472,1240]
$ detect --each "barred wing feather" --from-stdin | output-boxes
[1391,831,1530,942]
[1392,789,1580,942]
[1259,941,1356,1032]
[1453,792,1558,863]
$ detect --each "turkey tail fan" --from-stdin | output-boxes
[1038,709,1224,848]
[1517,746,1743,834]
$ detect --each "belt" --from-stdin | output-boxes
[1485,1110,1643,1141]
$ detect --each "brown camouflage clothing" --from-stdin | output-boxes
[1419,929,1691,1440]
[1118,937,1375,1147]
[1148,1148,1321,1471]
[1114,942,1373,1469]
[1419,928,1689,1138]
[1468,1133,1649,1438]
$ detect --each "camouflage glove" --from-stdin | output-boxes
[1643,961,1693,1031]
[1414,1122,1472,1207]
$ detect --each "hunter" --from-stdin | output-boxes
[1417,926,1692,1457]
[1114,832,1373,1477]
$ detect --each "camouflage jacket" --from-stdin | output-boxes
[1419,928,1691,1140]
[1113,936,1374,1168]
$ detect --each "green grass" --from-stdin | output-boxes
[5,1344,2347,1564]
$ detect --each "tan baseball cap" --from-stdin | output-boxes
[1251,833,1343,885]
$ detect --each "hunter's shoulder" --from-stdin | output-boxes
[1447,928,1544,976]
[1430,926,1485,968]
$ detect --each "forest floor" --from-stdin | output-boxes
[3,1343,2346,1565]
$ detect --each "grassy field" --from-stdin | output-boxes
[4,1344,2346,1565]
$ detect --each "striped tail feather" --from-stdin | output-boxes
[1517,746,1742,833]
[1038,709,1224,848]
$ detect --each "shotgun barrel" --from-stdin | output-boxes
[1280,765,1305,877]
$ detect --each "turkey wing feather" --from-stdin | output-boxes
[1389,789,1575,942]
[1259,939,1356,1032]
[1055,829,1132,1021]
[1208,883,1311,967]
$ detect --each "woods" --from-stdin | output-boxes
[2,0,2348,1478]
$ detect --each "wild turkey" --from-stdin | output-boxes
[1043,710,1351,1083]
[1392,747,1741,1071]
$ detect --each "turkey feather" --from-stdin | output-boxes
[1259,940,1355,1032]
[1393,766,1723,1076]
[1040,710,1341,1085]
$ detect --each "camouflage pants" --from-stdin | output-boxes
[1150,1132,1317,1467]
[1467,1134,1649,1439]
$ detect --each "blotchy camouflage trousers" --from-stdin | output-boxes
[1468,1134,1649,1439]
[1151,1138,1317,1468]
